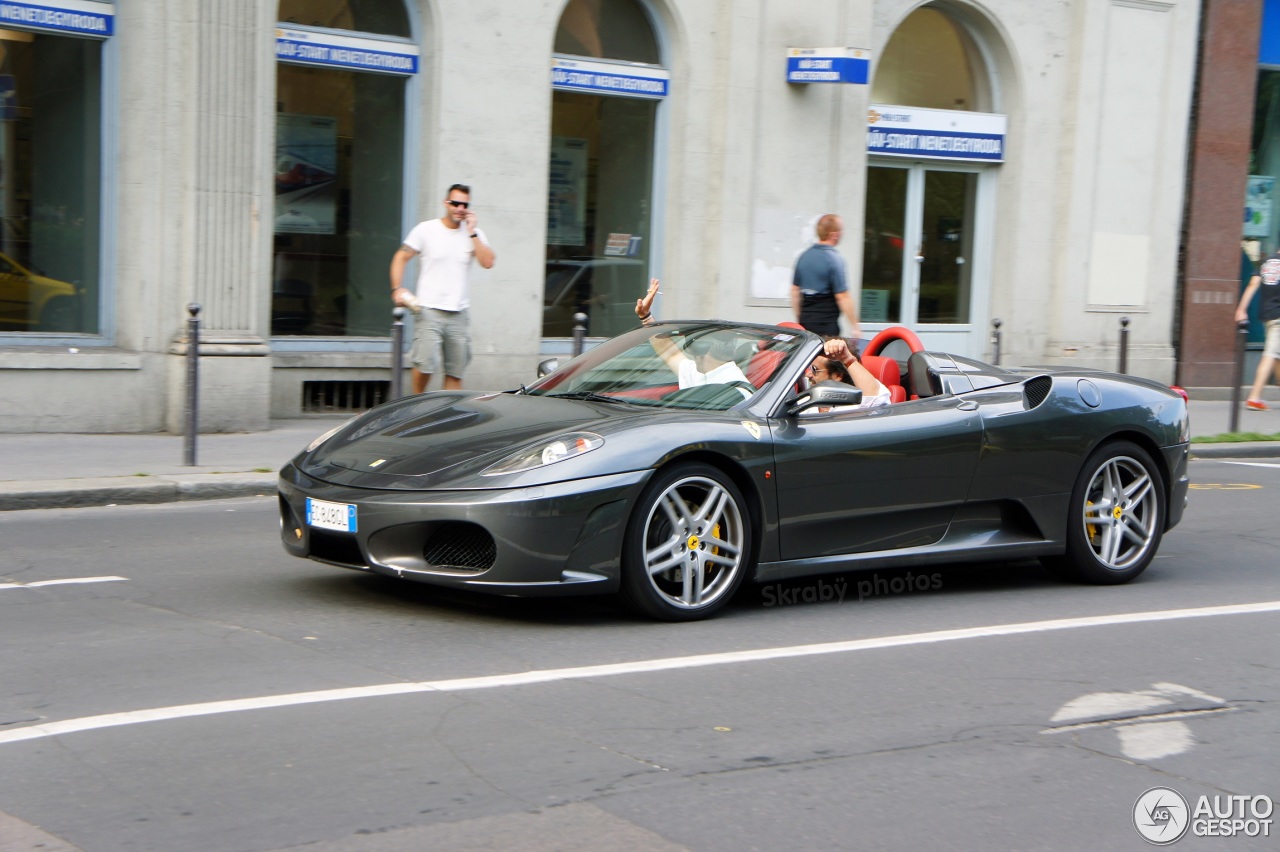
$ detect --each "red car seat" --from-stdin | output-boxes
[860,354,906,403]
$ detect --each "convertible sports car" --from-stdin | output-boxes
[278,322,1190,621]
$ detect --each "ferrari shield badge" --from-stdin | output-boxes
[741,421,761,440]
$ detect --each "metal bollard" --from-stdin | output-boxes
[572,311,588,358]
[1118,316,1130,374]
[390,306,406,399]
[990,318,1002,366]
[1229,319,1249,434]
[183,303,201,466]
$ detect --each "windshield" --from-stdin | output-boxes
[527,322,810,411]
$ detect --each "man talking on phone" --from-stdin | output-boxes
[390,183,496,393]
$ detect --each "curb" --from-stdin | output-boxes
[1188,442,1280,460]
[0,473,278,512]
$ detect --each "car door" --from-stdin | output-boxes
[770,395,983,560]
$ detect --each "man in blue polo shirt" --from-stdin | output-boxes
[791,213,860,338]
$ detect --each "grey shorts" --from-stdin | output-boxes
[1265,318,1280,361]
[411,308,471,378]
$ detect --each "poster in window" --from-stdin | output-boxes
[1245,176,1274,239]
[275,114,337,235]
[548,136,587,246]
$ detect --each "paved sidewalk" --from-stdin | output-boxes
[0,396,1277,512]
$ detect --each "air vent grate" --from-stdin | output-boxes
[302,381,390,413]
[424,522,497,573]
[1024,376,1052,409]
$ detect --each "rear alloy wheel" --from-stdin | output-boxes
[1052,441,1165,584]
[621,462,751,621]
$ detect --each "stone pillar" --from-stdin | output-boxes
[1178,0,1263,387]
[166,0,273,432]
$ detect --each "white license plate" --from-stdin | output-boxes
[306,498,357,533]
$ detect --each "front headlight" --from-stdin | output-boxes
[481,432,604,476]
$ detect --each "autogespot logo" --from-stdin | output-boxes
[1133,787,1275,843]
[1135,787,1190,845]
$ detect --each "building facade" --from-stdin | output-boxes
[0,0,1201,433]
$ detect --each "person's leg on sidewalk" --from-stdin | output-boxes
[440,309,471,392]
[1247,320,1280,410]
[410,310,444,394]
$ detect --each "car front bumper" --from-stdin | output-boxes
[278,463,651,596]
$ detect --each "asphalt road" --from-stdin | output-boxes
[1,458,1278,851]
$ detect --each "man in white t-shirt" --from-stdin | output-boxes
[390,183,496,393]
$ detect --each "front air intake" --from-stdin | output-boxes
[1024,376,1052,409]
[424,523,497,573]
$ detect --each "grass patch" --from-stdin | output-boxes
[1192,431,1280,444]
[253,467,272,473]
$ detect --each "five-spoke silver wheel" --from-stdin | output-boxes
[622,463,751,620]
[1052,441,1165,584]
[1080,454,1158,570]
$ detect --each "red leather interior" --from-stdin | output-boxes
[747,349,786,386]
[861,354,906,403]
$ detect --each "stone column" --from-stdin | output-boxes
[166,0,274,432]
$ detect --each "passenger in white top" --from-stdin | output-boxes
[635,278,753,398]
[389,183,496,393]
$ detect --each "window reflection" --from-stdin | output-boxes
[272,63,404,336]
[0,31,100,334]
[545,92,655,338]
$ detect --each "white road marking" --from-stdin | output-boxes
[1050,682,1224,723]
[1116,721,1195,760]
[1220,461,1280,469]
[1,599,1278,747]
[0,576,127,591]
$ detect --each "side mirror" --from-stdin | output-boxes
[786,382,863,416]
[537,358,560,379]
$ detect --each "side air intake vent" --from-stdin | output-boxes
[1024,376,1052,409]
[424,523,496,573]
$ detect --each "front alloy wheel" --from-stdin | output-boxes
[1052,440,1166,584]
[622,463,751,620]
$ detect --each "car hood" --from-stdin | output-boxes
[296,390,652,489]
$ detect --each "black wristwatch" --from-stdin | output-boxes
[470,233,479,239]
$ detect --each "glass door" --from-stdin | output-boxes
[862,163,987,354]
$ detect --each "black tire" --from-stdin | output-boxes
[620,462,752,621]
[1050,440,1165,584]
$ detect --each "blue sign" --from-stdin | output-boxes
[868,129,1004,161]
[0,1,113,36]
[276,28,418,76]
[787,48,870,84]
[552,57,669,99]
[867,105,1008,164]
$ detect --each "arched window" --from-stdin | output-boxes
[545,0,666,341]
[278,0,409,38]
[871,6,991,112]
[272,0,415,337]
